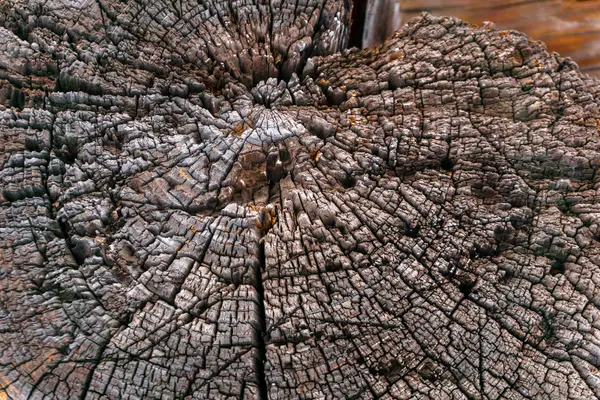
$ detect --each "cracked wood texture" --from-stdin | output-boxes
[1,1,600,399]
[400,0,600,79]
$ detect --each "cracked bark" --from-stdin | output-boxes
[1,1,600,399]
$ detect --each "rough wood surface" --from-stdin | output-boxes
[1,1,600,399]
[400,0,600,78]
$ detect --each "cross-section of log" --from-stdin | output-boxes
[1,1,600,399]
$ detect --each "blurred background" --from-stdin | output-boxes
[368,0,600,78]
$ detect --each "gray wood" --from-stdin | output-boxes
[1,2,599,399]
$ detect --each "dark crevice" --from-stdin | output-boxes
[57,217,84,265]
[339,173,357,188]
[458,279,477,297]
[441,157,454,171]
[255,241,269,400]
[550,260,566,276]
[9,88,25,110]
[405,221,420,238]
[348,0,368,48]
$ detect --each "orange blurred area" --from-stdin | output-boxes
[400,0,600,78]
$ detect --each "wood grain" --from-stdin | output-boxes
[400,0,600,78]
[1,1,600,398]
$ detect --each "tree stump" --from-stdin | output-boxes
[1,1,599,399]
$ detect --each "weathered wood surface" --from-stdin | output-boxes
[1,1,600,399]
[400,0,600,78]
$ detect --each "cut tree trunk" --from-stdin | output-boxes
[1,1,600,399]
[400,0,600,78]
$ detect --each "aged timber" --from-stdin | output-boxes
[1,1,600,399]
